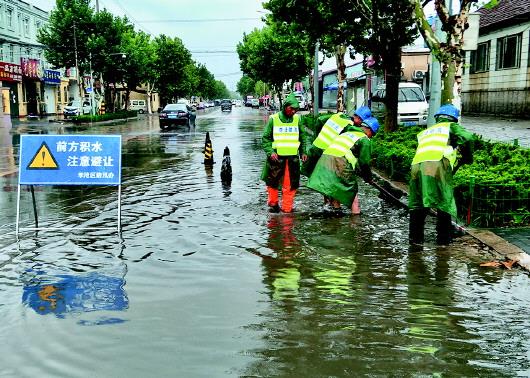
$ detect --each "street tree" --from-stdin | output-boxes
[365,0,417,131]
[237,75,256,98]
[264,0,417,130]
[195,64,217,100]
[213,80,231,99]
[264,0,369,112]
[237,23,312,105]
[410,0,478,105]
[37,0,94,96]
[154,35,194,104]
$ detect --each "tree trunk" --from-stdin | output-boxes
[383,49,401,132]
[335,44,347,113]
[441,59,456,105]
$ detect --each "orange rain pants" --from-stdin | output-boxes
[267,160,297,213]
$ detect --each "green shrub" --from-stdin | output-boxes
[371,127,530,227]
[72,110,137,123]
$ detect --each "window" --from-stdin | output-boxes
[496,33,521,70]
[23,18,29,36]
[9,44,14,62]
[470,41,490,73]
[0,45,3,61]
[6,7,13,28]
[57,85,61,103]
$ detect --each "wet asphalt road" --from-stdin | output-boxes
[0,108,529,377]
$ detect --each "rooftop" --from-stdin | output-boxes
[478,0,530,32]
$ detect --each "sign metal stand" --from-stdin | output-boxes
[15,134,122,239]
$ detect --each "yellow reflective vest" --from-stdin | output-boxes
[323,131,367,169]
[271,113,301,156]
[313,113,353,150]
[411,122,457,168]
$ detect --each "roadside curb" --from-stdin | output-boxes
[372,169,530,271]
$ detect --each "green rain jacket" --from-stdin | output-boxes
[306,124,372,207]
[261,93,309,189]
[408,122,476,217]
[301,112,352,177]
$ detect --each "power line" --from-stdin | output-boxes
[137,17,261,23]
[105,0,154,35]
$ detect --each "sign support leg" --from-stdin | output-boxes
[30,185,39,229]
[117,184,122,236]
[15,184,21,239]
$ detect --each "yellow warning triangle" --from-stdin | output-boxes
[27,142,59,170]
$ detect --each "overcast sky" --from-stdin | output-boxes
[37,0,267,91]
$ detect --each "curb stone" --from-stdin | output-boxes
[372,169,530,272]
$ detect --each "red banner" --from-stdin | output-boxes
[20,58,41,79]
[0,61,22,82]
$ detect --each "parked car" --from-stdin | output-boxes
[129,99,147,113]
[220,99,232,112]
[250,98,260,108]
[294,94,308,110]
[371,82,429,126]
[235,100,243,107]
[63,99,91,118]
[159,103,192,129]
[197,102,206,110]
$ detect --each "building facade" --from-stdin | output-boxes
[462,0,530,117]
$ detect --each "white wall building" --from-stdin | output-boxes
[0,0,71,117]
[462,0,530,117]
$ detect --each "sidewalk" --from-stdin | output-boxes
[461,114,530,148]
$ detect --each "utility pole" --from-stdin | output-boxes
[73,23,82,99]
[427,14,443,126]
[95,0,99,12]
[313,41,320,117]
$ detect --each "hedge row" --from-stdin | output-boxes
[370,126,530,227]
[71,110,138,123]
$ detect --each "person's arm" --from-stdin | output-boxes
[353,138,373,182]
[450,123,476,164]
[262,116,275,157]
[298,116,309,158]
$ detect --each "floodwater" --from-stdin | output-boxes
[0,108,529,377]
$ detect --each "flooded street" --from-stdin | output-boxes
[1,108,529,377]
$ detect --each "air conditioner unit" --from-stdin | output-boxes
[413,70,426,80]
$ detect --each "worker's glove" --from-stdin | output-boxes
[270,153,279,162]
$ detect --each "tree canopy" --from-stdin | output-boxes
[38,0,229,111]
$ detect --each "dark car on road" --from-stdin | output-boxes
[220,99,232,112]
[159,103,191,129]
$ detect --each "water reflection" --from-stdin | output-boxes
[22,271,128,320]
[263,215,302,301]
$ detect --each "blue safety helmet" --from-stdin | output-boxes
[353,106,372,121]
[434,104,459,121]
[362,117,380,135]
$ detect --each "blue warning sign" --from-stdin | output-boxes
[19,135,121,185]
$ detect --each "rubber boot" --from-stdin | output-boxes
[267,187,280,213]
[351,193,361,214]
[436,211,452,245]
[409,209,427,244]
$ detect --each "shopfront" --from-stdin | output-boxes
[42,69,61,115]
[20,58,42,117]
[0,61,23,118]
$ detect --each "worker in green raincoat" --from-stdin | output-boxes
[307,116,379,212]
[261,93,308,213]
[301,106,372,177]
[408,104,476,245]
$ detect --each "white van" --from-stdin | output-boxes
[372,82,428,126]
[129,99,147,113]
